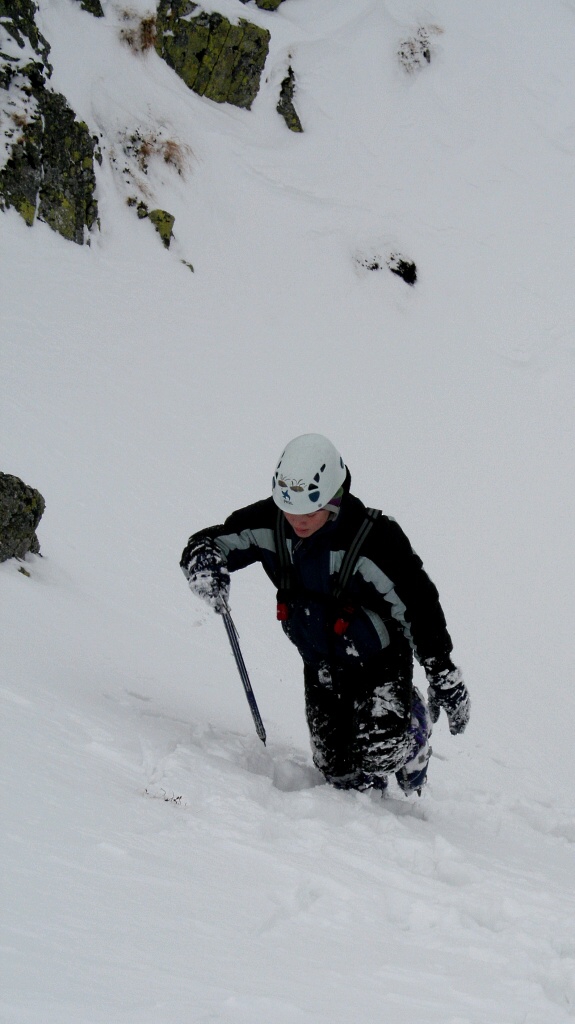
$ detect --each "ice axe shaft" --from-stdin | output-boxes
[219,602,266,745]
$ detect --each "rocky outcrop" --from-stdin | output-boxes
[71,0,104,16]
[240,0,285,8]
[0,0,99,242]
[155,0,270,110]
[0,0,50,66]
[277,65,302,132]
[0,472,45,561]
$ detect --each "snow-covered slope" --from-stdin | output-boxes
[2,1,574,1020]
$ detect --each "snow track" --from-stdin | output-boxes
[3,679,573,1023]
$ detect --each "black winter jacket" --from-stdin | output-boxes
[181,493,453,671]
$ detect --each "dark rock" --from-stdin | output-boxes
[155,0,270,110]
[0,1,99,243]
[353,248,417,285]
[0,473,45,562]
[0,106,43,225]
[0,85,99,242]
[71,0,104,16]
[0,0,51,65]
[239,0,285,8]
[36,90,99,242]
[354,252,383,272]
[277,65,303,132]
[387,253,417,285]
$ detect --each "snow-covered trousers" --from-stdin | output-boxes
[303,643,431,791]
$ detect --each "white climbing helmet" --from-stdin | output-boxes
[272,433,347,513]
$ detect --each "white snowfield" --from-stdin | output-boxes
[1,1,574,1022]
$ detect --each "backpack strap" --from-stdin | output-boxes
[274,506,381,626]
[332,506,380,601]
[275,507,292,620]
[332,507,380,635]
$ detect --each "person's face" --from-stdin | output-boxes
[283,508,330,538]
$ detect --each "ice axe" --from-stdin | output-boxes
[218,599,266,745]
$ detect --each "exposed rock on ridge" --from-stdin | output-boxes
[277,65,302,132]
[0,472,45,562]
[0,0,99,242]
[71,0,104,16]
[239,0,285,8]
[155,0,270,110]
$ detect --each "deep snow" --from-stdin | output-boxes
[1,1,575,1021]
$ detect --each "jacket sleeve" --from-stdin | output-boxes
[180,499,277,578]
[359,517,453,667]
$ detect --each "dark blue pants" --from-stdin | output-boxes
[303,642,431,792]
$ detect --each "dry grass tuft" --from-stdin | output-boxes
[120,10,157,53]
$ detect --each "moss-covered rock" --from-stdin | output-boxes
[254,0,285,9]
[0,0,99,243]
[148,207,174,248]
[155,0,270,110]
[0,85,99,242]
[36,91,99,241]
[277,65,302,132]
[71,0,104,16]
[0,472,45,562]
[239,0,285,8]
[0,107,43,224]
[0,0,51,64]
[226,21,269,108]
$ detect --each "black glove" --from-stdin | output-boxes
[424,660,470,735]
[181,536,230,612]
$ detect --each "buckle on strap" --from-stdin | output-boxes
[333,602,355,636]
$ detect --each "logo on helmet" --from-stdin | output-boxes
[274,474,323,506]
